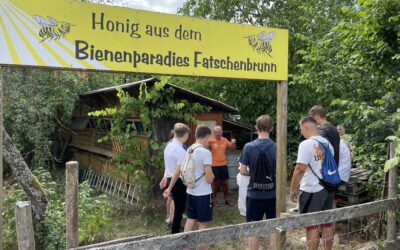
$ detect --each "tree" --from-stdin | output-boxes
[294,0,400,195]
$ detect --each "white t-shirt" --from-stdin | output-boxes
[339,139,352,182]
[186,143,213,196]
[296,135,334,193]
[163,140,186,178]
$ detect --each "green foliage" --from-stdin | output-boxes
[3,168,111,249]
[384,125,400,172]
[90,78,210,201]
[294,0,400,196]
[3,67,137,170]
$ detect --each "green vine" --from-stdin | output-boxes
[89,78,210,201]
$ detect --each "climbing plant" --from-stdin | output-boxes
[89,77,210,200]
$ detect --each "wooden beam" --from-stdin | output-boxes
[276,80,288,249]
[15,201,35,250]
[386,142,398,250]
[66,161,79,249]
[74,196,400,250]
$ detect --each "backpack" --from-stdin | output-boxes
[308,139,341,192]
[249,144,275,191]
[179,145,204,188]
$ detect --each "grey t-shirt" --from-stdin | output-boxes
[186,143,213,196]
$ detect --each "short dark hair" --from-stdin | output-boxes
[308,105,327,118]
[256,115,273,132]
[195,124,211,139]
[300,116,317,126]
[174,123,190,137]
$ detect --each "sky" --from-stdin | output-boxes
[115,0,186,14]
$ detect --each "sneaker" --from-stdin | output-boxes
[289,207,299,213]
[165,217,170,224]
[182,214,187,219]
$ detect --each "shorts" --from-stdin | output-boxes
[186,194,213,222]
[246,197,276,222]
[212,165,229,181]
[299,189,334,229]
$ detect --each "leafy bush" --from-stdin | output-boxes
[3,167,111,249]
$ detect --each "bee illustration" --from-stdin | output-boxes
[32,15,74,42]
[245,31,275,57]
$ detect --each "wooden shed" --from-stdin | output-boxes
[65,78,253,188]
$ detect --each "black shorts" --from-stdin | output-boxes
[186,194,213,222]
[299,189,334,214]
[212,165,229,181]
[246,197,276,222]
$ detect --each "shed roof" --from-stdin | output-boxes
[81,78,237,113]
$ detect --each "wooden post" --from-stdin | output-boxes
[66,161,79,249]
[0,66,3,250]
[15,201,35,250]
[385,142,398,250]
[276,80,288,249]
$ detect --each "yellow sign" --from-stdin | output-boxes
[0,0,288,80]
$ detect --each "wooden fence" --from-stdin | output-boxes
[73,196,399,250]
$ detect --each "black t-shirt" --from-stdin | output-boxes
[319,123,340,166]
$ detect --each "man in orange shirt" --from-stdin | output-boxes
[209,126,236,206]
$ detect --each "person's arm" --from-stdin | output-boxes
[289,163,307,202]
[240,163,250,176]
[159,170,167,189]
[204,165,214,184]
[226,138,236,150]
[163,166,180,198]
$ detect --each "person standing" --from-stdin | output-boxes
[308,105,340,166]
[239,115,277,250]
[209,126,236,206]
[164,125,215,250]
[290,116,335,250]
[159,123,190,234]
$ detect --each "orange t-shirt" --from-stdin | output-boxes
[208,136,235,166]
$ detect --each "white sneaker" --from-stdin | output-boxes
[183,214,187,219]
[289,207,299,213]
[165,217,170,224]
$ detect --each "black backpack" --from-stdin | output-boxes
[249,144,275,191]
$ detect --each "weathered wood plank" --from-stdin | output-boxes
[74,235,152,249]
[76,196,399,250]
[385,143,397,250]
[276,80,288,249]
[15,201,35,250]
[66,161,79,249]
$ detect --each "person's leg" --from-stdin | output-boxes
[222,180,230,202]
[184,218,196,232]
[211,167,221,206]
[168,197,174,222]
[306,227,320,250]
[265,198,277,250]
[171,181,186,234]
[246,197,263,250]
[322,225,334,250]
[198,222,209,250]
[221,166,230,203]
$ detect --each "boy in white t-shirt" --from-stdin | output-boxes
[164,125,214,250]
[290,116,335,250]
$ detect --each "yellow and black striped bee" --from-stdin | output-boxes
[32,15,74,42]
[245,31,275,57]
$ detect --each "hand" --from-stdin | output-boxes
[163,189,170,199]
[231,139,236,144]
[159,177,167,189]
[290,190,298,203]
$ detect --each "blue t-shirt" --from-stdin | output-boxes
[239,138,276,199]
